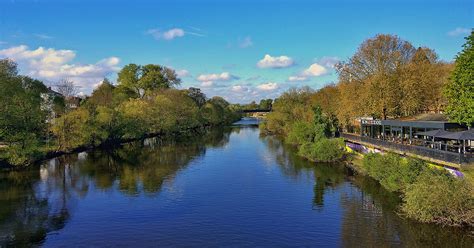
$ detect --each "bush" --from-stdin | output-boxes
[287,121,316,145]
[298,138,345,162]
[402,169,474,227]
[362,153,424,192]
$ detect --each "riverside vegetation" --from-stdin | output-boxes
[0,62,241,167]
[261,32,474,227]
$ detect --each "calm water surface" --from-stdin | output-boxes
[1,119,473,247]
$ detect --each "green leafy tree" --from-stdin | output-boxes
[88,78,115,107]
[0,59,47,165]
[259,99,273,110]
[445,30,474,127]
[51,108,92,150]
[186,87,207,107]
[117,64,181,98]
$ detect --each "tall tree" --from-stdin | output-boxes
[336,34,416,119]
[117,64,181,98]
[186,87,207,107]
[88,78,115,107]
[0,59,47,164]
[444,30,474,127]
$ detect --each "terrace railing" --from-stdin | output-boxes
[341,133,474,165]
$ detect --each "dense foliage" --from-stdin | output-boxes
[444,30,474,127]
[261,88,344,162]
[362,153,474,227]
[260,33,473,227]
[0,61,240,166]
[402,169,474,227]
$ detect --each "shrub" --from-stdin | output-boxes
[287,121,316,145]
[402,169,474,227]
[298,138,345,162]
[362,153,425,192]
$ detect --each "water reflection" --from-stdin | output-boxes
[342,176,474,247]
[0,128,230,246]
[261,135,348,209]
[0,125,472,247]
[262,134,474,247]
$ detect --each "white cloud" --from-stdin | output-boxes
[257,54,294,68]
[447,27,471,37]
[288,76,309,82]
[231,85,249,92]
[239,36,253,48]
[146,27,205,41]
[0,45,120,94]
[287,62,330,82]
[256,82,278,91]
[302,63,327,77]
[197,72,238,82]
[176,69,190,77]
[147,28,185,40]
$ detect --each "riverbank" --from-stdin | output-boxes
[0,125,220,170]
[344,146,474,228]
[2,122,473,246]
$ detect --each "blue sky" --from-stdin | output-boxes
[0,0,472,103]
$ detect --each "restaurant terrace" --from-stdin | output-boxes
[342,118,474,167]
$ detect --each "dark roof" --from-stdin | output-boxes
[437,130,474,140]
[415,129,450,137]
[380,120,462,129]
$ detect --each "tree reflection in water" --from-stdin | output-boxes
[261,134,474,247]
[260,135,347,209]
[341,176,474,247]
[0,128,230,246]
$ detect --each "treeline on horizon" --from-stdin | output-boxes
[261,32,474,227]
[0,62,243,166]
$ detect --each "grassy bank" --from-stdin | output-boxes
[347,150,474,227]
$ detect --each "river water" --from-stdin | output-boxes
[1,118,472,247]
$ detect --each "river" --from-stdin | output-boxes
[0,118,472,247]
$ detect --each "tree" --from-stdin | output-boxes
[186,87,206,107]
[336,34,416,119]
[0,59,47,164]
[88,78,115,107]
[117,64,181,98]
[0,58,18,77]
[445,30,474,127]
[51,108,92,150]
[259,99,273,110]
[55,79,77,98]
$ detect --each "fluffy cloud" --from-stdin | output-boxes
[147,28,185,40]
[302,63,327,77]
[197,72,239,87]
[0,45,120,93]
[256,82,278,91]
[287,58,337,82]
[447,27,471,37]
[257,54,294,68]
